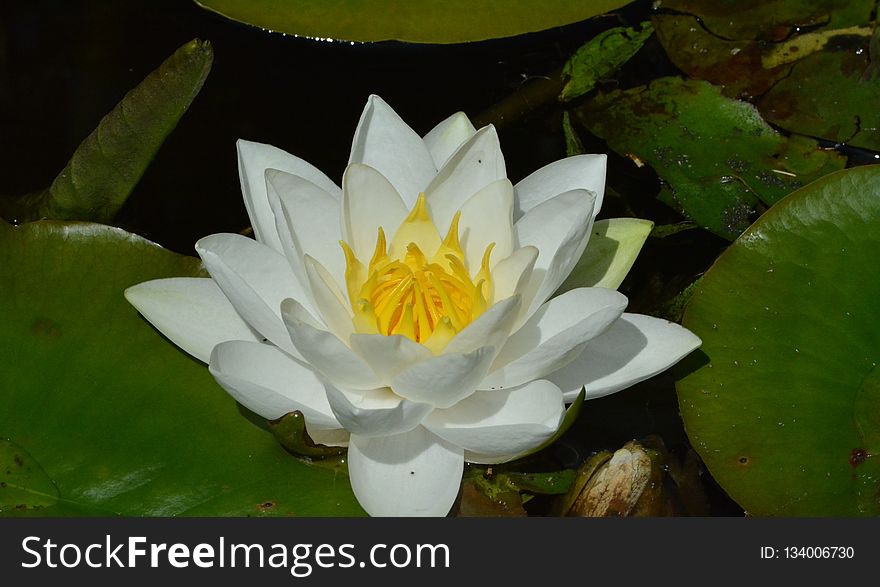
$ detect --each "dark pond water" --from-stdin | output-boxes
[1,0,744,515]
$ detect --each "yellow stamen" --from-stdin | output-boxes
[369,227,388,273]
[472,279,489,317]
[396,303,416,340]
[375,274,413,333]
[405,242,428,269]
[423,317,457,354]
[475,242,495,301]
[340,240,365,305]
[415,271,443,326]
[353,299,379,334]
[340,196,495,353]
[432,211,464,271]
[389,193,441,259]
[412,280,432,341]
[427,270,464,331]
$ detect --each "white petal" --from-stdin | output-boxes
[125,277,259,363]
[557,218,654,293]
[515,189,596,319]
[491,246,538,304]
[237,139,340,253]
[281,298,381,390]
[350,333,433,385]
[348,427,463,517]
[266,169,345,289]
[266,178,308,295]
[425,126,507,235]
[341,163,409,259]
[208,340,339,428]
[482,288,628,390]
[303,255,353,339]
[425,380,565,462]
[458,178,515,272]
[348,95,437,207]
[195,233,313,356]
[547,313,702,402]
[279,296,323,329]
[422,111,476,169]
[325,385,433,437]
[513,154,606,220]
[391,347,495,409]
[444,295,521,356]
[308,428,350,448]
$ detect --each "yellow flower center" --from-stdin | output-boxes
[341,193,494,354]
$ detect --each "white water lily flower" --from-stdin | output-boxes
[125,95,700,517]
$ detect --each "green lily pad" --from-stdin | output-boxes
[0,39,212,224]
[560,22,654,102]
[0,220,363,517]
[658,0,873,41]
[759,46,880,151]
[193,0,631,44]
[676,165,880,515]
[760,25,873,70]
[652,14,792,99]
[574,77,846,240]
[0,440,59,512]
[464,467,576,502]
[504,470,576,495]
[562,111,586,158]
[653,4,873,100]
